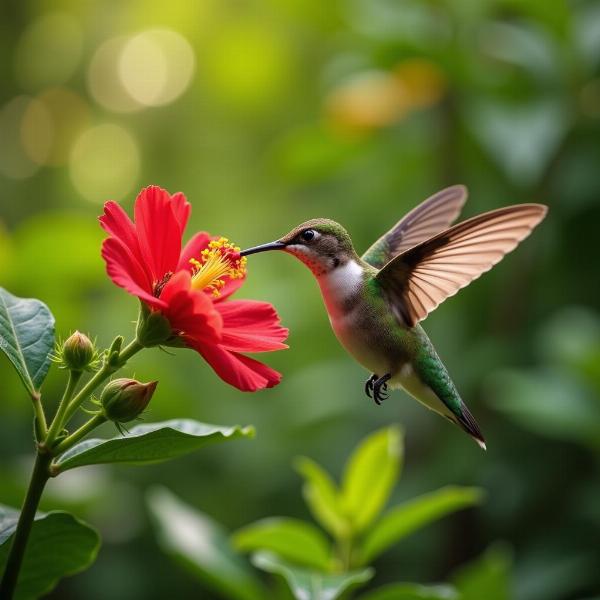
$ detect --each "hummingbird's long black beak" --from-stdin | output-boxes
[240,241,286,256]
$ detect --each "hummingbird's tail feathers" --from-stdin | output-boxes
[396,330,487,450]
[455,402,487,451]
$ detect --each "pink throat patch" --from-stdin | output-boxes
[284,246,328,276]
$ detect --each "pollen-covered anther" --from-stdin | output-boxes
[190,237,247,295]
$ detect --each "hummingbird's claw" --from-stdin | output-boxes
[364,374,377,398]
[372,374,392,405]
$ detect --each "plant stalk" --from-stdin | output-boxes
[45,371,82,447]
[52,414,107,456]
[338,533,354,572]
[31,392,47,441]
[0,452,51,600]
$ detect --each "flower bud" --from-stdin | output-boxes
[61,331,97,372]
[136,304,174,347]
[101,378,157,423]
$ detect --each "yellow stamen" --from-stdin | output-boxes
[190,237,247,296]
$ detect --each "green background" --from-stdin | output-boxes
[1,0,599,598]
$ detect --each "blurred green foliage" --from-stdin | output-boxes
[1,0,599,598]
[149,427,482,600]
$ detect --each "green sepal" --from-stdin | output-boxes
[106,336,124,368]
[136,302,174,347]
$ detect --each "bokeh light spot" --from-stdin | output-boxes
[393,59,447,109]
[69,124,140,204]
[118,29,195,106]
[325,71,409,134]
[88,37,144,113]
[325,59,446,135]
[14,12,83,89]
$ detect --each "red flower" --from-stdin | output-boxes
[99,186,288,391]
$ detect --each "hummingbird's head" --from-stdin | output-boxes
[241,218,358,276]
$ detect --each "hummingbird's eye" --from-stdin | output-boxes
[301,229,315,242]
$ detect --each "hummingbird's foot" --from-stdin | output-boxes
[365,374,378,398]
[373,373,391,405]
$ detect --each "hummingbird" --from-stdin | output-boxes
[240,186,547,449]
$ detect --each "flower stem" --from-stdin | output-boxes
[58,339,143,432]
[119,338,144,363]
[52,414,106,456]
[0,452,52,599]
[45,371,82,447]
[31,392,48,442]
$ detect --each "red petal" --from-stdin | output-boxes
[134,186,183,283]
[177,231,211,272]
[214,276,245,303]
[101,238,165,309]
[217,300,288,352]
[160,271,222,343]
[191,342,282,391]
[99,201,150,284]
[99,201,139,254]
[170,191,191,234]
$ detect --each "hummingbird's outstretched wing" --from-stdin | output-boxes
[376,204,547,327]
[361,185,468,269]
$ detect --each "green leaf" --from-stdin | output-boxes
[0,287,54,395]
[0,505,99,600]
[233,517,332,571]
[53,420,254,473]
[453,545,512,600]
[295,456,349,539]
[360,486,483,564]
[340,426,403,533]
[147,487,265,600]
[252,552,373,600]
[359,583,459,600]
